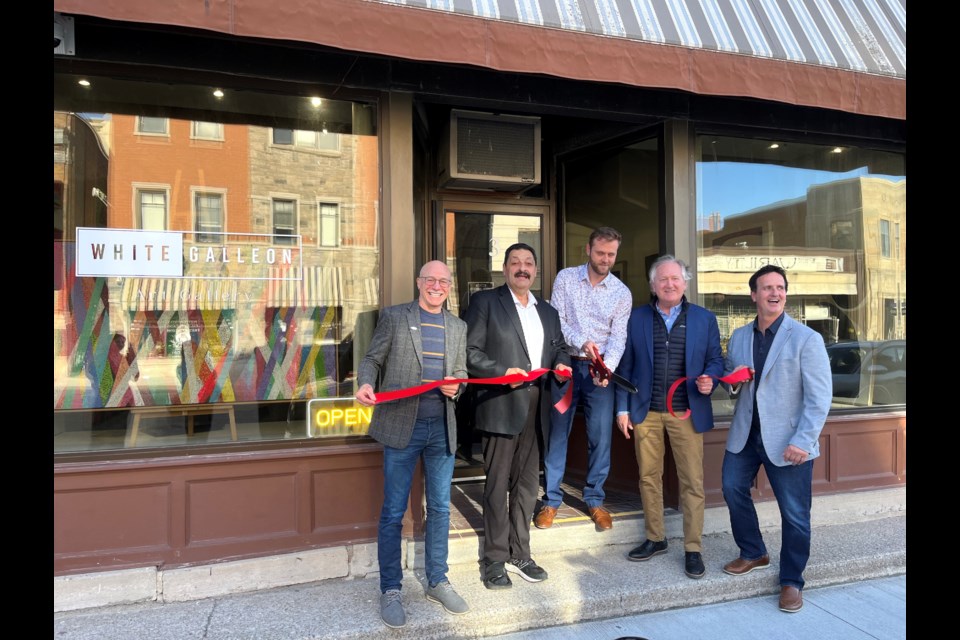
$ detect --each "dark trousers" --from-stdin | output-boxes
[480,386,541,570]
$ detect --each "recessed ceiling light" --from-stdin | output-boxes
[310,97,322,108]
[768,143,780,149]
[78,79,90,87]
[213,89,224,99]
[831,147,843,153]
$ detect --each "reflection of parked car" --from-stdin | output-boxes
[826,340,906,405]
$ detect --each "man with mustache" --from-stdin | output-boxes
[716,264,832,613]
[537,226,631,532]
[464,243,572,590]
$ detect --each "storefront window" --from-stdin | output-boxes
[53,73,380,453]
[695,136,905,413]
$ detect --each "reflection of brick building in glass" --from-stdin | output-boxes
[699,176,905,344]
[53,112,380,410]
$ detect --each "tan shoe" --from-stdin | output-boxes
[534,506,558,529]
[722,555,771,576]
[779,585,803,612]
[588,506,613,530]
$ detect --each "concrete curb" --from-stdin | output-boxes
[53,513,906,640]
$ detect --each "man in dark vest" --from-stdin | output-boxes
[614,255,724,579]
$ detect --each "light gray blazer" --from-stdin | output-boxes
[357,300,467,454]
[725,313,832,466]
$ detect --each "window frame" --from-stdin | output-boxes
[133,183,171,230]
[317,201,341,248]
[271,128,340,153]
[191,121,225,141]
[191,187,227,243]
[880,219,891,258]
[271,197,299,246]
[136,116,169,136]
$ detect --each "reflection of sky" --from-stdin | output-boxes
[697,162,905,219]
[77,112,111,122]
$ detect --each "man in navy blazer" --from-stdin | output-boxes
[464,243,572,590]
[615,255,723,579]
[718,264,831,614]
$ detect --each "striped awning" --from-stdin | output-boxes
[370,0,905,79]
[265,266,343,308]
[55,0,905,118]
[121,278,240,312]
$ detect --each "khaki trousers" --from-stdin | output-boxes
[632,411,705,552]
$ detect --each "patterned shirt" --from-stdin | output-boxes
[549,263,632,370]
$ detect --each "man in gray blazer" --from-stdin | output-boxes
[719,264,832,614]
[356,260,468,628]
[464,243,572,590]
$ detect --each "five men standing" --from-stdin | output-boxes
[615,255,724,579]
[359,253,832,621]
[464,243,572,590]
[537,227,632,531]
[719,265,832,612]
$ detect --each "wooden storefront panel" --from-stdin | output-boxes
[567,412,905,509]
[54,444,385,575]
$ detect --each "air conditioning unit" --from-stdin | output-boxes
[438,110,541,192]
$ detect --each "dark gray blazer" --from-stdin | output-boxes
[464,285,570,436]
[357,300,467,454]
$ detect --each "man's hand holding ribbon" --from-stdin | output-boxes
[666,366,755,419]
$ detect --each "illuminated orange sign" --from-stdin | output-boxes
[306,398,372,437]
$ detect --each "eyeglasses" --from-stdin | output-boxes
[419,276,452,288]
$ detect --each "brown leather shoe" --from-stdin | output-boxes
[779,586,803,612]
[534,506,558,529]
[722,555,770,576]
[588,506,613,530]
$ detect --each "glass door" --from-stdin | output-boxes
[436,204,549,479]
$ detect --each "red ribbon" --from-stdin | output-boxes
[666,367,754,419]
[373,368,574,413]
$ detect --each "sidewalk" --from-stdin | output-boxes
[494,574,906,640]
[53,508,906,640]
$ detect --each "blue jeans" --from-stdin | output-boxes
[543,360,615,508]
[721,426,813,590]
[378,416,455,593]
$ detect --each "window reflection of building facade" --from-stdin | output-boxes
[696,136,905,410]
[53,78,380,453]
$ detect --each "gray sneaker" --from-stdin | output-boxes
[425,580,470,614]
[379,589,406,628]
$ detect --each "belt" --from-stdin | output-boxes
[572,355,602,361]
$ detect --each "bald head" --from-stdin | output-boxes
[419,260,450,279]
